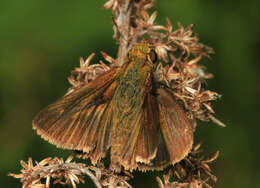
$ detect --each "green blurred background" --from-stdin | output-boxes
[1,0,259,187]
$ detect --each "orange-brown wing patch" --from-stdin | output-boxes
[135,93,159,164]
[33,68,120,163]
[110,105,143,170]
[137,128,170,171]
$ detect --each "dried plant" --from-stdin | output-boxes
[156,143,218,188]
[10,0,224,187]
[9,155,132,188]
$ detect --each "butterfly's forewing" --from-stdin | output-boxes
[112,93,160,170]
[33,67,120,163]
[135,91,169,171]
[136,87,193,171]
[156,87,193,164]
[135,91,159,164]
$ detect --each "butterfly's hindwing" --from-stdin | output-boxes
[157,87,193,164]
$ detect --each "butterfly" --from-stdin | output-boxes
[32,43,193,171]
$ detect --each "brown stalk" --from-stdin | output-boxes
[115,0,132,66]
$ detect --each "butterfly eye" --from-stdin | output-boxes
[149,49,157,63]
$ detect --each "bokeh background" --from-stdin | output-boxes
[1,0,259,187]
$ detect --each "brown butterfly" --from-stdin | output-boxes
[33,43,193,171]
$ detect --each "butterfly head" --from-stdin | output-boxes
[128,43,157,66]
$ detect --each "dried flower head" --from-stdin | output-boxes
[67,52,114,94]
[157,143,218,188]
[9,155,132,188]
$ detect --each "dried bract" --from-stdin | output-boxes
[9,156,132,188]
[67,52,115,94]
[157,144,218,188]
